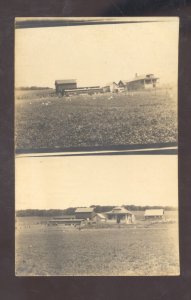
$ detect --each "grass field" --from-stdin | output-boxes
[15,214,179,276]
[15,88,177,150]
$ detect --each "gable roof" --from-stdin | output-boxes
[55,79,77,85]
[106,206,133,215]
[120,74,159,85]
[144,209,164,216]
[96,213,107,219]
[104,82,118,87]
[75,207,95,213]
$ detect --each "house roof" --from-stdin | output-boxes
[144,209,164,216]
[55,79,77,85]
[75,207,95,213]
[106,206,133,215]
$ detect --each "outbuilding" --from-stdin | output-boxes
[48,218,85,226]
[103,82,118,93]
[92,213,107,223]
[144,209,164,220]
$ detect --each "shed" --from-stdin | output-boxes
[55,79,77,95]
[75,207,96,220]
[92,213,107,223]
[144,209,164,220]
[103,82,118,93]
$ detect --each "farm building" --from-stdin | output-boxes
[92,213,107,223]
[64,86,103,96]
[118,74,159,91]
[75,207,96,220]
[105,206,135,224]
[144,209,164,220]
[55,79,77,95]
[53,215,76,220]
[48,218,86,226]
[103,82,118,93]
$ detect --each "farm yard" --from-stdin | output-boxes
[15,88,177,151]
[15,212,179,276]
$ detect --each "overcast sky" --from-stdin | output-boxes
[15,18,179,88]
[15,155,178,210]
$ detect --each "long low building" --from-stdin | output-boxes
[48,218,86,226]
[144,209,164,220]
[64,86,103,96]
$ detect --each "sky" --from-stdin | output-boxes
[15,18,179,88]
[15,155,178,210]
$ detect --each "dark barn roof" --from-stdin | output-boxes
[55,79,77,85]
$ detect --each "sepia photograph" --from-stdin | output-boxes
[15,17,179,154]
[15,17,179,276]
[15,155,179,276]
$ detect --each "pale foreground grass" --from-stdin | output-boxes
[15,222,179,276]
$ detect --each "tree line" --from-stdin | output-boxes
[16,205,177,217]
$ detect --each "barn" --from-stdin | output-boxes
[55,79,77,95]
[75,207,96,220]
[144,209,164,220]
[105,206,135,224]
[119,74,159,91]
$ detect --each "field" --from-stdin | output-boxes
[15,88,177,151]
[15,213,179,276]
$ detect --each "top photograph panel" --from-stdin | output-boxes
[15,17,179,155]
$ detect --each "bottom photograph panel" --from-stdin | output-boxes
[15,155,179,276]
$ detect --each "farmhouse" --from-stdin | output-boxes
[144,209,164,220]
[105,206,135,224]
[75,207,96,220]
[55,79,77,95]
[103,82,118,93]
[118,74,159,91]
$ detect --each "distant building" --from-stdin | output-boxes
[75,207,96,220]
[118,74,159,91]
[103,82,118,93]
[53,215,76,220]
[55,79,77,95]
[105,206,135,224]
[48,218,86,226]
[92,213,107,223]
[64,86,103,96]
[144,209,164,220]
